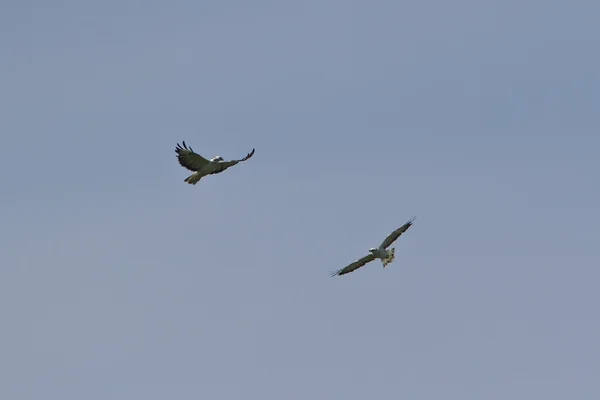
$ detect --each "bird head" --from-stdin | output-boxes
[211,156,224,162]
[368,248,377,253]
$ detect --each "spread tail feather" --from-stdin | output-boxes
[184,173,202,185]
[382,247,395,267]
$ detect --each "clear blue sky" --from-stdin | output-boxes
[2,1,599,399]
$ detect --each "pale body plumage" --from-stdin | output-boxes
[175,141,255,185]
[368,247,394,264]
[331,217,416,277]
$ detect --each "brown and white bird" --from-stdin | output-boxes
[175,141,255,185]
[331,217,416,277]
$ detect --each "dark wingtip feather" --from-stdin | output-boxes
[175,141,197,155]
[176,142,188,153]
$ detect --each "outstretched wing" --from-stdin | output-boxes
[379,216,416,249]
[175,141,210,172]
[209,148,256,175]
[330,253,376,277]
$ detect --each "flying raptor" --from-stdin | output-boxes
[331,217,416,277]
[175,141,255,185]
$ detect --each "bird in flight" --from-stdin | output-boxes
[331,217,416,277]
[175,141,255,185]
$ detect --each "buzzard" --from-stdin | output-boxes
[175,141,255,185]
[331,217,416,277]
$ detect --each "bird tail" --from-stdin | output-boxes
[382,248,395,267]
[184,173,202,185]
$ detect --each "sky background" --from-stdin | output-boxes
[1,0,599,399]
